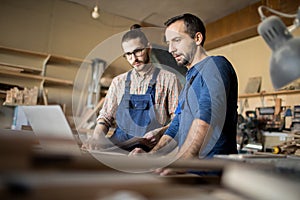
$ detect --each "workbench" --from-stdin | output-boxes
[0,128,299,200]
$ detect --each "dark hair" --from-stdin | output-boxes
[121,27,148,46]
[164,13,206,46]
[130,24,142,30]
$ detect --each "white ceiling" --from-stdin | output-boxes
[67,0,260,26]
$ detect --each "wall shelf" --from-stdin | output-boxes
[0,46,91,64]
[239,90,300,99]
[0,61,43,74]
[0,69,73,86]
[0,46,89,87]
[0,45,92,116]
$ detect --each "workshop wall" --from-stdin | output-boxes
[0,0,137,129]
[0,0,137,58]
[1,0,299,128]
[208,29,300,114]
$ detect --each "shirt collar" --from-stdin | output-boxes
[186,56,211,81]
[132,64,154,78]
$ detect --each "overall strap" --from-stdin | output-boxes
[124,70,132,94]
[146,68,160,94]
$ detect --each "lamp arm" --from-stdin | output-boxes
[257,5,300,89]
[258,5,297,20]
[289,7,300,32]
[258,5,300,32]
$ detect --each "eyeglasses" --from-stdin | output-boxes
[123,48,146,59]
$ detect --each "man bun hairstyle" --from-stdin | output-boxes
[130,24,142,30]
[122,24,148,46]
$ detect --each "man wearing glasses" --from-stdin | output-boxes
[84,27,181,151]
[130,14,238,176]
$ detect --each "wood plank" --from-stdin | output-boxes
[0,45,48,57]
[0,61,42,73]
[49,54,91,64]
[0,45,91,64]
[0,65,23,72]
[77,98,105,129]
[0,69,73,86]
[41,54,51,76]
[239,90,300,98]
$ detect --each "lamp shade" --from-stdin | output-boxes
[258,16,300,89]
[270,37,300,89]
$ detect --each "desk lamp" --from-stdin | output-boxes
[257,5,300,89]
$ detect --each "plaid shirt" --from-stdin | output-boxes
[98,65,181,127]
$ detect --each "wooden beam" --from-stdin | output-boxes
[205,0,300,50]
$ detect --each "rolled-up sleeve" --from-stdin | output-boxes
[168,75,182,118]
[193,76,211,124]
[97,78,119,126]
[165,114,179,138]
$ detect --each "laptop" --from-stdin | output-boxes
[21,105,81,156]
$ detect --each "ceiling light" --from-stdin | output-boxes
[91,5,100,19]
[257,5,300,89]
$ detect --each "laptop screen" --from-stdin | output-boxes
[21,105,81,156]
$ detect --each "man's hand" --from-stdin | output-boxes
[81,135,107,150]
[143,126,167,143]
[154,168,187,176]
[81,122,109,151]
[128,147,146,156]
[143,129,159,142]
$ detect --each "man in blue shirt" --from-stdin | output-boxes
[131,13,238,175]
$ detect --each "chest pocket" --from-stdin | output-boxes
[129,98,150,110]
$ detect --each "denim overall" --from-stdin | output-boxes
[111,68,162,145]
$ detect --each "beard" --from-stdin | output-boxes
[144,53,150,64]
[135,53,150,65]
[175,45,197,68]
[177,57,189,67]
[132,54,151,71]
[174,54,190,68]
